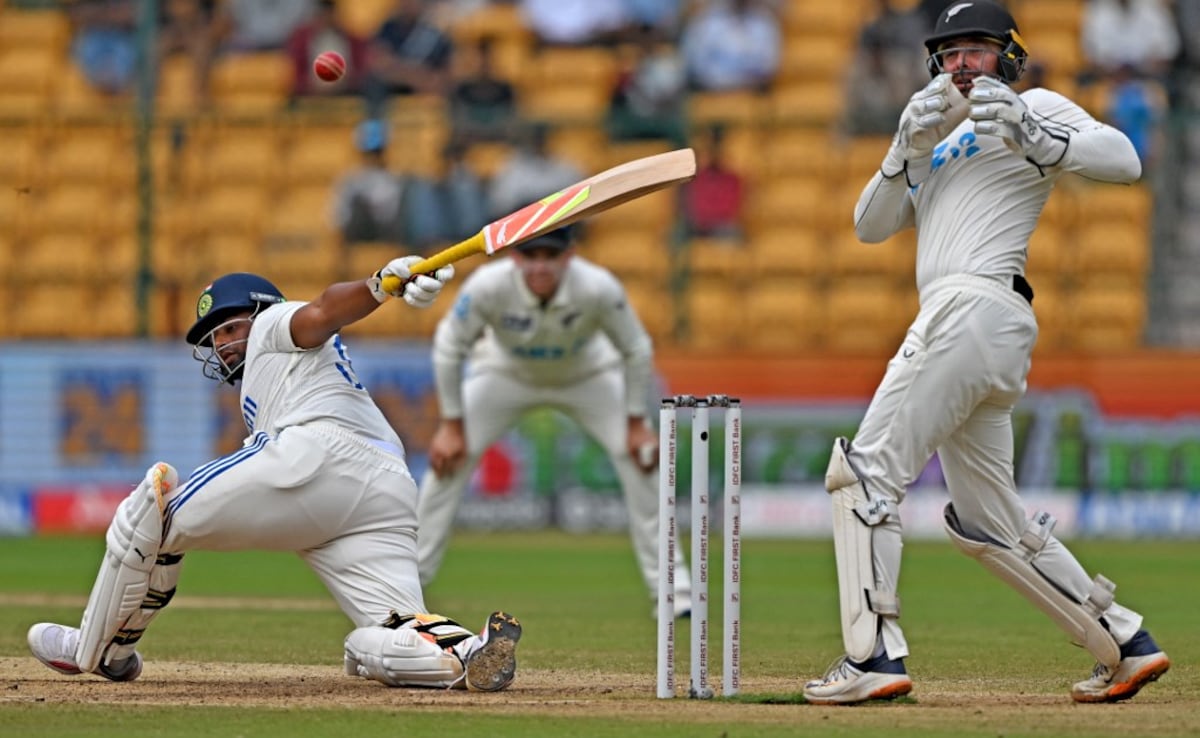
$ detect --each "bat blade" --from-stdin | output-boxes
[380,148,696,292]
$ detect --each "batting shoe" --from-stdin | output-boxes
[463,611,522,692]
[27,623,143,682]
[1072,630,1170,703]
[803,653,913,705]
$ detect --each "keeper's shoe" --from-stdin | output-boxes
[27,623,143,682]
[1072,630,1170,703]
[803,653,913,705]
[463,611,522,692]
[650,592,693,620]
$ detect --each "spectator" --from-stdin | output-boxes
[606,35,688,146]
[1105,64,1167,167]
[211,0,316,53]
[680,0,782,92]
[519,0,629,47]
[623,0,685,41]
[158,0,217,104]
[331,119,410,248]
[285,0,368,99]
[487,123,583,219]
[435,139,490,243]
[448,37,518,143]
[843,18,929,136]
[365,0,455,111]
[68,0,138,95]
[1080,0,1180,84]
[682,125,745,239]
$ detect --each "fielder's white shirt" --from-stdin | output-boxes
[431,256,654,419]
[238,302,404,445]
[854,87,1142,291]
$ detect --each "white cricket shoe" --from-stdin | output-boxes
[1072,630,1169,703]
[650,592,693,620]
[463,611,522,692]
[27,623,143,682]
[803,653,913,705]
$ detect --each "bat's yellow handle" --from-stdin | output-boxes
[379,232,487,294]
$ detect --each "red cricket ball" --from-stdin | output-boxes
[313,51,346,82]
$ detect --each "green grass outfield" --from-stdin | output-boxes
[1,531,1197,737]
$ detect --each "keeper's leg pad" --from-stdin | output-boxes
[943,503,1120,668]
[826,438,901,663]
[344,625,466,688]
[77,463,176,673]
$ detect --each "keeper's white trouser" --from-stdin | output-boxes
[417,366,689,600]
[162,421,426,627]
[846,275,1142,658]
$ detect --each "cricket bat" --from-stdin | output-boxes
[380,147,697,293]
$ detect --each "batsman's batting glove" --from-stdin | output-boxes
[368,256,455,308]
[882,73,968,186]
[969,76,1068,171]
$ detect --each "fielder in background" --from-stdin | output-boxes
[27,259,524,693]
[417,225,693,617]
[804,0,1169,705]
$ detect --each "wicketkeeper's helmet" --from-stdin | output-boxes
[923,0,1029,83]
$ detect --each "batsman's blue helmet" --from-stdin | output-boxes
[185,272,286,346]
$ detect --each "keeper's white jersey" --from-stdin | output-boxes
[855,87,1142,291]
[431,256,654,418]
[237,302,403,444]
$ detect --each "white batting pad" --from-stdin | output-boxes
[77,463,176,673]
[943,503,1120,668]
[344,626,465,688]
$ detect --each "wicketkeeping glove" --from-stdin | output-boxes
[968,76,1068,169]
[882,73,968,185]
[368,256,455,308]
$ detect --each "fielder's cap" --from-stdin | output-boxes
[514,225,574,254]
[924,0,1020,55]
[355,119,389,152]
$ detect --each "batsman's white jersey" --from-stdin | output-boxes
[845,85,1145,661]
[417,256,692,601]
[161,302,427,627]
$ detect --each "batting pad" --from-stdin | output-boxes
[344,626,465,688]
[943,503,1120,668]
[77,463,176,673]
[826,439,901,663]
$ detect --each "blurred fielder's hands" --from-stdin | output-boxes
[883,74,969,185]
[369,256,455,307]
[428,418,467,477]
[969,76,1067,167]
[627,417,658,474]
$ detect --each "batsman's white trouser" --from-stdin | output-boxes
[417,366,690,600]
[161,421,427,627]
[845,275,1143,658]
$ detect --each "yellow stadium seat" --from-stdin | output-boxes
[829,230,913,279]
[771,81,844,127]
[581,229,673,282]
[547,125,607,178]
[1039,188,1076,228]
[0,127,41,188]
[685,279,747,351]
[844,135,893,181]
[189,128,283,189]
[775,33,853,84]
[744,177,832,232]
[687,91,769,127]
[335,0,394,37]
[686,236,745,278]
[209,52,293,113]
[7,287,93,338]
[588,186,677,237]
[781,0,865,35]
[284,126,362,186]
[718,123,766,178]
[518,82,610,122]
[55,61,115,116]
[191,185,270,238]
[748,227,828,278]
[449,2,528,45]
[1023,28,1081,79]
[261,189,341,281]
[0,9,71,51]
[760,128,840,180]
[343,241,404,285]
[1028,284,1069,352]
[602,139,675,169]
[463,140,514,179]
[523,46,618,88]
[0,48,57,114]
[624,277,675,345]
[1074,222,1150,277]
[15,232,96,281]
[1025,221,1071,282]
[824,279,912,355]
[27,184,114,238]
[743,279,825,352]
[43,127,130,186]
[1073,184,1152,226]
[1070,283,1146,351]
[157,53,202,116]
